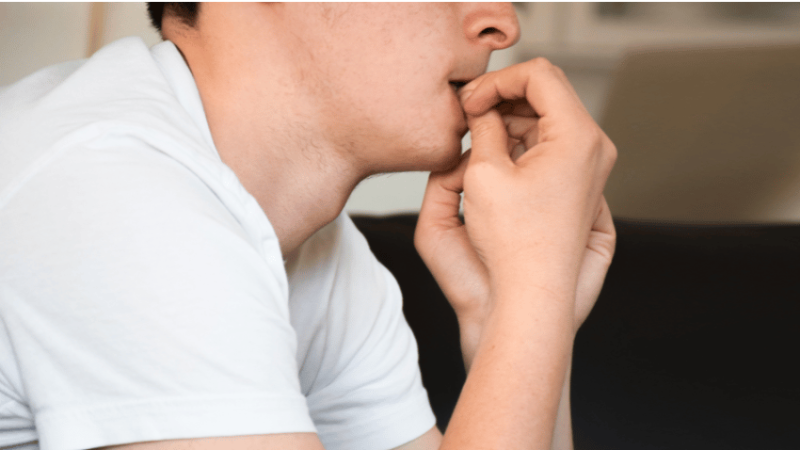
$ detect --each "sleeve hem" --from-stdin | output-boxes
[35,394,316,450]
[318,389,437,450]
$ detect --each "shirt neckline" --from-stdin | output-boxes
[150,40,220,162]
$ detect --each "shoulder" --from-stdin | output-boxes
[0,37,217,209]
[287,213,436,450]
[0,35,278,266]
[0,37,164,127]
[0,124,287,312]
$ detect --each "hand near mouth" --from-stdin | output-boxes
[416,57,617,450]
[456,59,616,327]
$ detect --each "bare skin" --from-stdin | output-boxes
[417,60,616,450]
[166,2,519,256]
[101,3,616,450]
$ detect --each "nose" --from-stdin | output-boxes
[463,2,521,51]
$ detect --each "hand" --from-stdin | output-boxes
[499,108,617,331]
[414,107,545,365]
[416,58,616,350]
[574,196,615,330]
[458,58,615,302]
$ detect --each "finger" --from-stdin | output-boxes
[419,151,471,229]
[466,109,511,165]
[506,136,520,155]
[592,197,616,242]
[503,115,539,145]
[503,115,540,157]
[510,142,527,162]
[505,136,531,162]
[461,58,586,122]
[550,64,584,106]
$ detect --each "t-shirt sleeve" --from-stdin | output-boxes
[287,215,437,450]
[0,144,315,450]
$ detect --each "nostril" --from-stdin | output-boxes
[478,26,513,47]
[479,27,501,37]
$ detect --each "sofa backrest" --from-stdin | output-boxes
[352,214,800,447]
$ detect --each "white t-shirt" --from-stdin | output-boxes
[0,37,435,450]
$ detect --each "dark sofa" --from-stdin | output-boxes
[351,214,800,450]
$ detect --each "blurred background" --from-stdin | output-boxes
[2,2,799,222]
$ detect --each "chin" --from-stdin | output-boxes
[410,136,463,173]
[429,145,463,172]
[378,122,465,173]
[381,145,459,174]
[405,104,466,172]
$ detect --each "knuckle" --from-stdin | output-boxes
[570,125,613,165]
[524,57,555,78]
[597,132,617,163]
[575,124,603,150]
[592,128,607,148]
[529,57,554,70]
[606,140,618,165]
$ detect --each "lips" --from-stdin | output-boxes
[449,80,468,92]
[448,78,474,136]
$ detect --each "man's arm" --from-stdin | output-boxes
[99,433,325,450]
[394,427,443,450]
[415,58,616,450]
[100,426,442,450]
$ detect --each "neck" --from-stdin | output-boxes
[207,103,363,256]
[166,11,368,256]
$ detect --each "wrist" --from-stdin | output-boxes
[453,300,491,371]
[484,247,582,296]
[489,269,578,308]
[485,280,579,345]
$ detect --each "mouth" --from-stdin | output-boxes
[449,80,469,94]
[448,79,475,137]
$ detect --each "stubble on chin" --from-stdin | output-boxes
[418,138,464,174]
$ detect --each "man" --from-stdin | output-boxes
[0,3,616,450]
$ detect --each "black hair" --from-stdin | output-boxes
[146,2,200,33]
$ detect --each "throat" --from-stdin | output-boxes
[218,136,360,257]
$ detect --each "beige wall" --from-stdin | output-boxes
[0,3,159,87]
[1,3,91,86]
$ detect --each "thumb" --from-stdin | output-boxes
[467,109,511,165]
[419,151,470,230]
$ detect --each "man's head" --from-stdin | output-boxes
[153,3,520,176]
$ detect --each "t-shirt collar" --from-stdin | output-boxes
[150,40,220,161]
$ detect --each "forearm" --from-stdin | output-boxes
[416,56,616,450]
[443,280,576,450]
